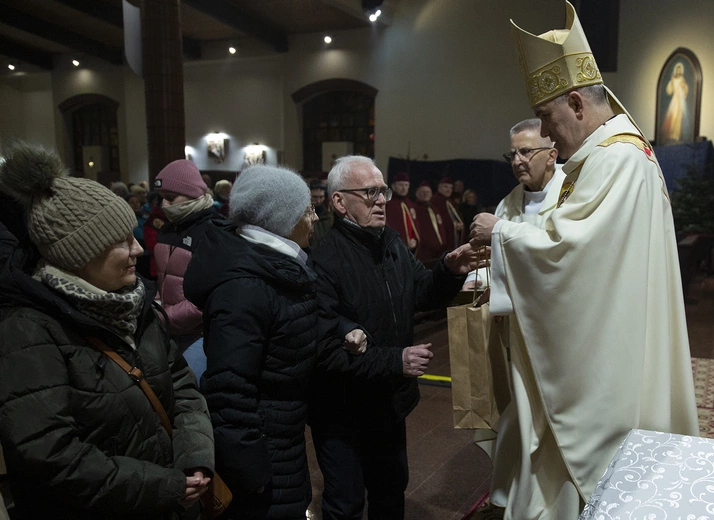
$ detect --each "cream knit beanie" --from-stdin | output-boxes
[0,142,137,270]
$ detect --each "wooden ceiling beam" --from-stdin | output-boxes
[0,3,123,64]
[51,0,201,60]
[0,35,54,70]
[182,0,288,53]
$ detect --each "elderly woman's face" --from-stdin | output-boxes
[74,234,144,292]
[289,206,319,248]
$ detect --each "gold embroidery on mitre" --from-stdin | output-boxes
[527,53,601,106]
[576,55,600,82]
[511,2,604,108]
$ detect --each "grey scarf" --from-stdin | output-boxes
[35,262,145,344]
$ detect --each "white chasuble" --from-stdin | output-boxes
[490,115,698,519]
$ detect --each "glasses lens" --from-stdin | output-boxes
[503,152,514,162]
[384,188,393,201]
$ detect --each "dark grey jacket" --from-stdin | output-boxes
[0,224,214,520]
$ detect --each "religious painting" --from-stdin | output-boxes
[655,48,702,146]
[206,133,227,163]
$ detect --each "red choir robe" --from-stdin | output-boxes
[386,195,419,249]
[431,192,464,248]
[413,200,447,263]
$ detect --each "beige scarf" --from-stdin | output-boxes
[163,193,214,223]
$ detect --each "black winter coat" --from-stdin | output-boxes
[0,224,214,520]
[184,221,317,520]
[308,218,465,432]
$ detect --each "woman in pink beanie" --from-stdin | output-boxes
[153,159,223,382]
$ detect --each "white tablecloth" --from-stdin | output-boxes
[580,429,714,519]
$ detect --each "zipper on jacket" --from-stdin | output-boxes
[380,262,399,344]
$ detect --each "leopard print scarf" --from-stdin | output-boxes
[34,262,145,345]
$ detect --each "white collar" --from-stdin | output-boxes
[239,225,307,264]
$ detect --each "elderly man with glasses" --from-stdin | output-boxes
[496,118,565,224]
[309,155,479,520]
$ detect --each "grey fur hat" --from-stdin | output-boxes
[0,142,137,270]
[229,165,309,238]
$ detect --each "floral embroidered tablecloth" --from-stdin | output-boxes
[580,429,714,519]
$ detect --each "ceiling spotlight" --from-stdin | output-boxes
[369,13,378,22]
[324,36,332,44]
[375,9,381,16]
[229,46,236,54]
[72,60,80,67]
[7,64,15,71]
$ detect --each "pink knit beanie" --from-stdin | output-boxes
[154,159,207,199]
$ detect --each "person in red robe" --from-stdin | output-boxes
[385,172,419,252]
[413,181,447,265]
[431,176,465,248]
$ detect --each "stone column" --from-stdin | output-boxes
[141,0,184,183]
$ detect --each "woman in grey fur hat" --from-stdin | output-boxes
[0,142,214,519]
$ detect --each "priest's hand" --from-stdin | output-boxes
[444,243,480,275]
[470,213,500,246]
[344,328,368,355]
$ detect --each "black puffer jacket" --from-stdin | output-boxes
[0,224,214,520]
[308,218,465,432]
[184,221,317,520]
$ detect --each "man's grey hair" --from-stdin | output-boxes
[553,84,609,106]
[229,164,309,238]
[509,118,554,147]
[327,155,376,196]
[510,118,542,137]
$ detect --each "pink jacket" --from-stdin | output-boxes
[154,208,218,336]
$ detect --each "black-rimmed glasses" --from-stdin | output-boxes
[339,186,393,202]
[502,147,552,163]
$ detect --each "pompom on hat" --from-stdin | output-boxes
[154,159,207,199]
[0,142,137,270]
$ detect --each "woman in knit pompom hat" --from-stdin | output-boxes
[0,142,214,519]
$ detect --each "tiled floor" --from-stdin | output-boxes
[306,274,714,520]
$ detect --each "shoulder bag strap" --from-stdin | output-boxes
[86,336,173,438]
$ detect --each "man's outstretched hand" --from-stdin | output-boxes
[444,243,480,275]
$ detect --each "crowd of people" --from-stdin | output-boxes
[0,2,700,520]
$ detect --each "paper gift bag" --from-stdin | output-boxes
[448,302,511,430]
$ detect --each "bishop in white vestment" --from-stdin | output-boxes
[472,4,699,519]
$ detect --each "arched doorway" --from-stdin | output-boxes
[292,79,377,177]
[59,94,120,185]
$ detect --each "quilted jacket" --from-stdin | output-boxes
[185,221,317,520]
[0,224,214,520]
[154,207,222,340]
